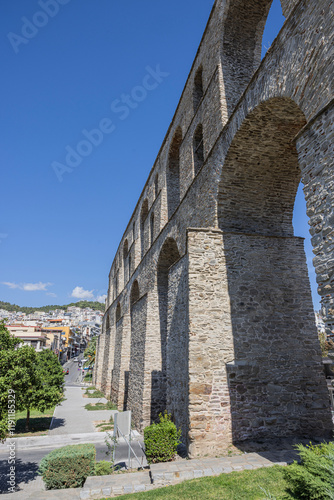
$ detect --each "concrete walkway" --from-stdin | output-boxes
[49,387,117,435]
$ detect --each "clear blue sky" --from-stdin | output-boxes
[0,0,319,309]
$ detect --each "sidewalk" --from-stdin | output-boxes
[0,386,117,453]
[49,386,117,436]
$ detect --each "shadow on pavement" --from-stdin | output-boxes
[232,436,314,464]
[0,457,39,494]
[49,417,65,432]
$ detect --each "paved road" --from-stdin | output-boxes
[63,355,85,386]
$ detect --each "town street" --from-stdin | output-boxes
[0,365,146,496]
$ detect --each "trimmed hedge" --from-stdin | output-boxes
[144,412,181,464]
[39,443,96,489]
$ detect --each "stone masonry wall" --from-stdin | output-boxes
[297,102,334,341]
[166,256,189,444]
[128,294,148,430]
[223,232,332,443]
[187,229,332,456]
[110,317,123,406]
[187,229,234,456]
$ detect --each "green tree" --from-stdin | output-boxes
[7,346,40,431]
[84,336,97,367]
[15,349,65,430]
[34,350,65,413]
[0,320,21,351]
[0,320,23,440]
[0,321,65,435]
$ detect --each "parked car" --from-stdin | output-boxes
[73,357,78,362]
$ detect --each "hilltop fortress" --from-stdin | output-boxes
[94,0,334,456]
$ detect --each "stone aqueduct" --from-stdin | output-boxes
[94,0,334,456]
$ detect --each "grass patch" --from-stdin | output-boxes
[85,401,117,411]
[84,373,93,382]
[13,407,56,437]
[104,465,295,499]
[84,387,105,398]
[95,422,114,432]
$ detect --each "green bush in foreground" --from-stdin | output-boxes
[284,441,334,499]
[144,412,181,464]
[39,443,96,489]
[95,460,114,476]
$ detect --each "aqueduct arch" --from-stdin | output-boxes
[95,0,333,456]
[218,97,306,236]
[215,97,330,443]
[128,280,147,428]
[153,238,181,420]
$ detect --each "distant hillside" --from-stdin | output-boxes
[0,300,105,315]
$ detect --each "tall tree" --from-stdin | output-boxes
[34,350,65,413]
[84,336,97,367]
[0,321,65,435]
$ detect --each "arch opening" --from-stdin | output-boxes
[154,174,159,198]
[123,239,128,259]
[150,212,155,246]
[167,128,182,218]
[153,238,181,421]
[193,124,204,175]
[222,0,274,114]
[116,302,121,322]
[218,97,332,443]
[129,278,147,429]
[140,199,149,259]
[218,98,306,237]
[123,239,129,284]
[130,280,140,306]
[193,67,203,111]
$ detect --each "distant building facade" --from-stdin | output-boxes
[7,325,48,352]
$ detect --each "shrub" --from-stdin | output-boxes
[144,412,181,464]
[95,460,114,476]
[284,442,334,499]
[39,443,96,489]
